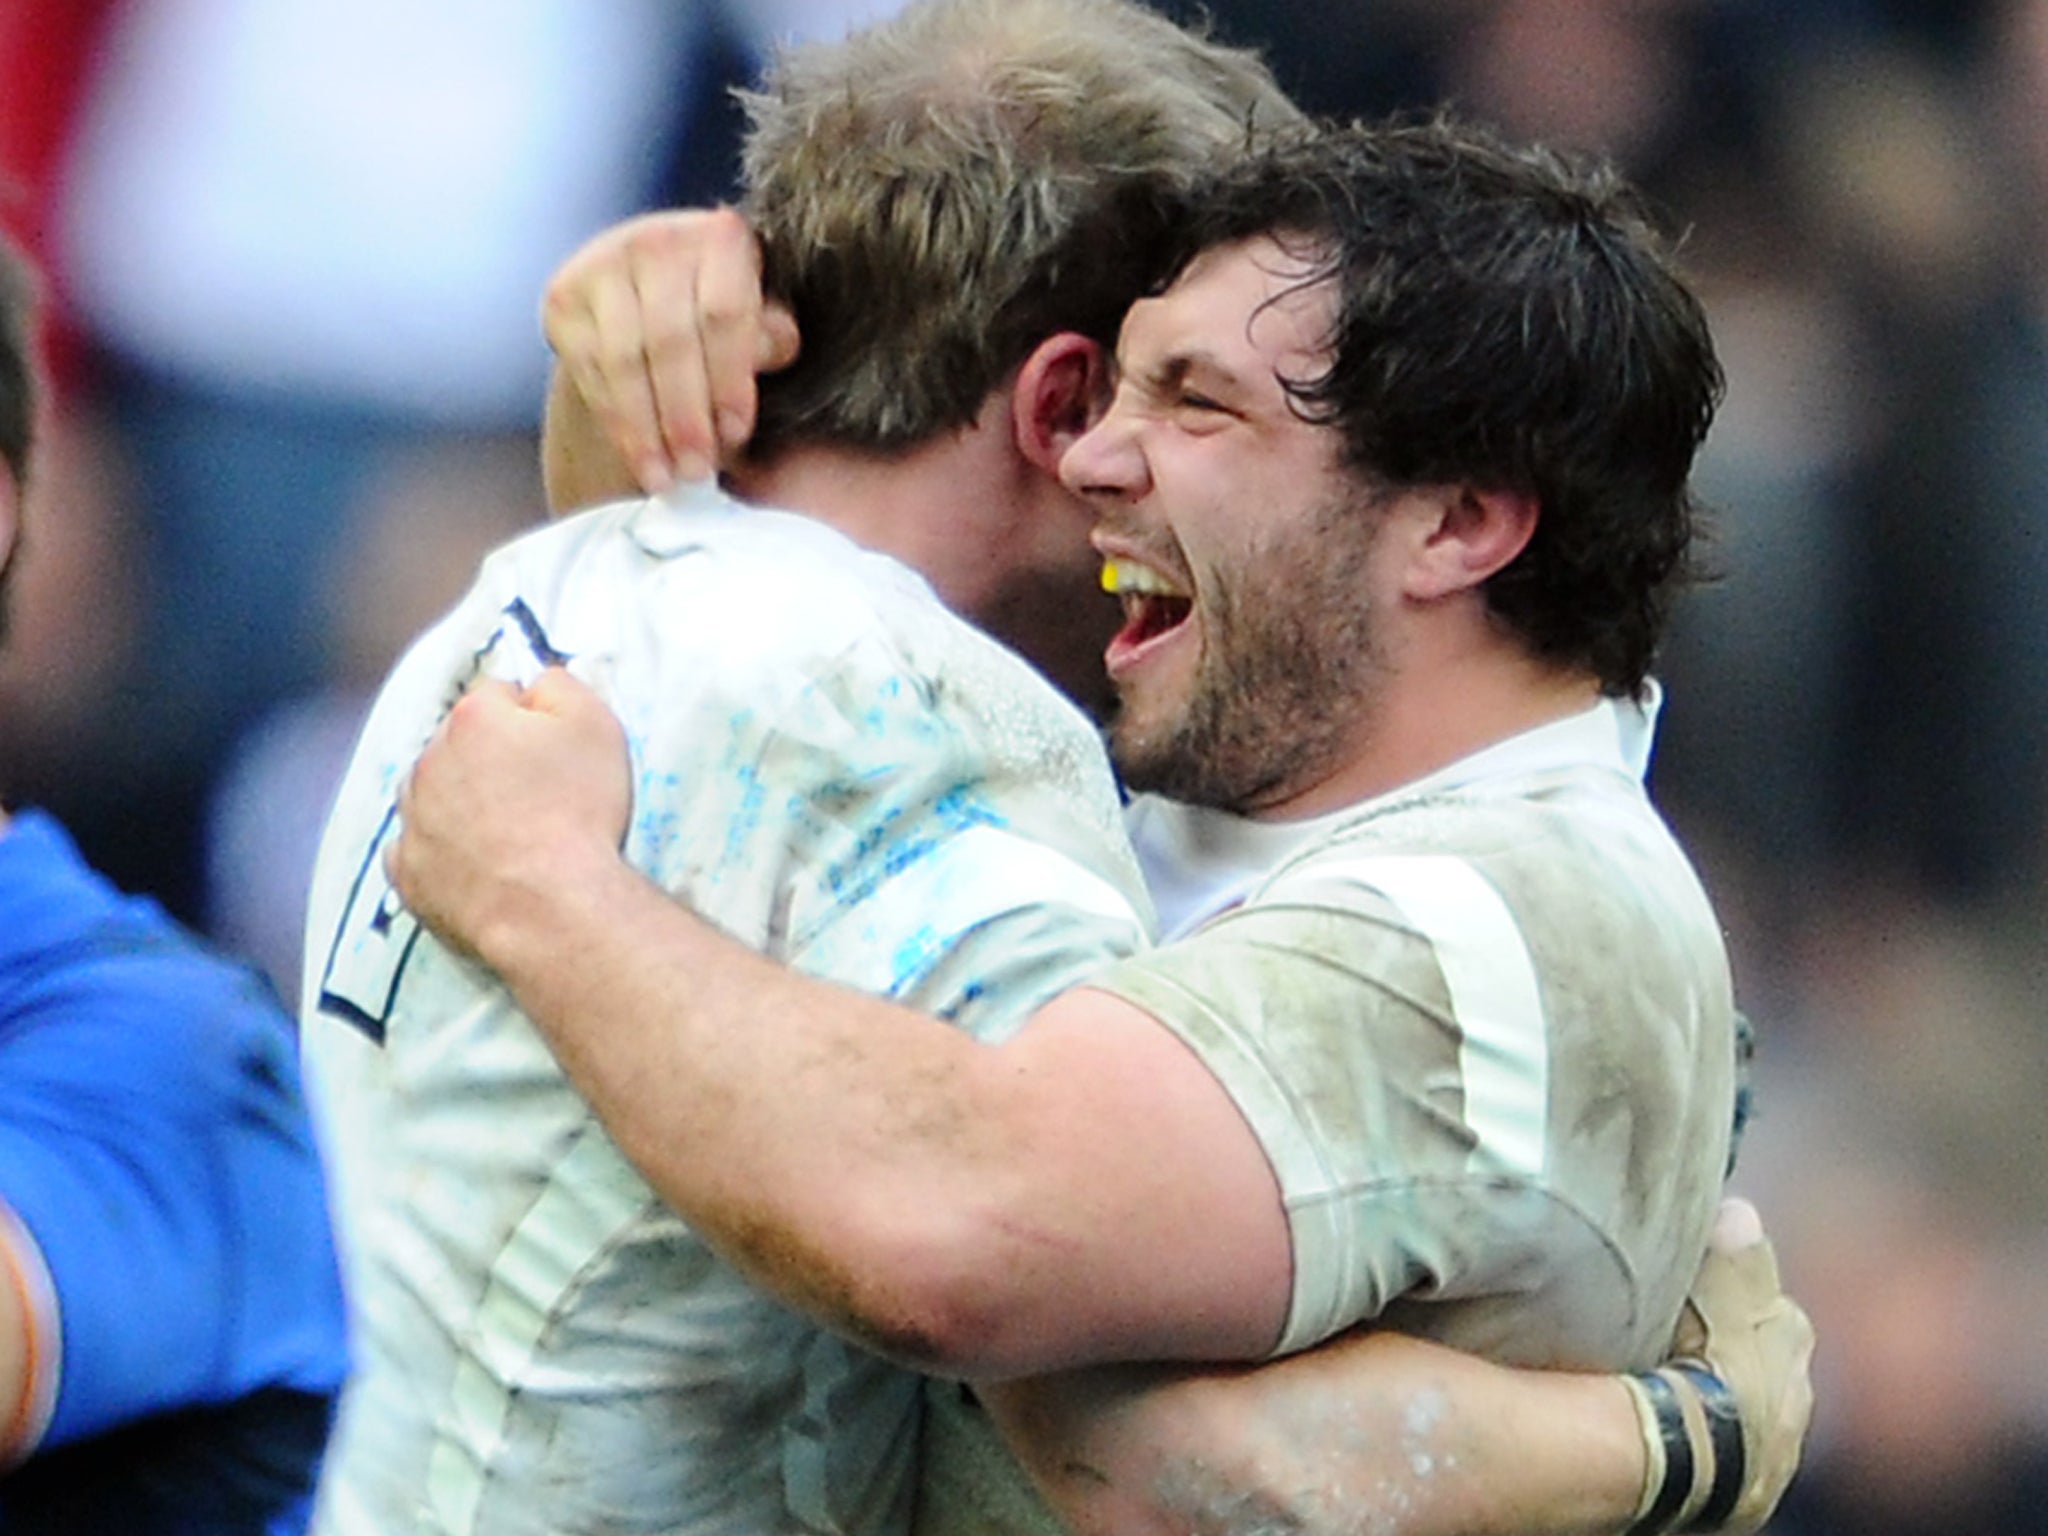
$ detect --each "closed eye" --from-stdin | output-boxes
[1171,391,1243,436]
[1129,351,1243,425]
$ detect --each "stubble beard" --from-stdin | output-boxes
[1109,499,1385,815]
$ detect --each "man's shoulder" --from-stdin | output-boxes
[0,812,280,1049]
[1250,770,1721,973]
[505,490,929,613]
[1280,763,1680,883]
[492,493,1021,701]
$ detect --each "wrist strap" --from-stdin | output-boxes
[1626,1361,1751,1535]
[1622,1375,1667,1530]
[1626,1369,1695,1536]
[1673,1362,1746,1532]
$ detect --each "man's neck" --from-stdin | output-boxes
[727,394,1026,623]
[1245,650,1604,823]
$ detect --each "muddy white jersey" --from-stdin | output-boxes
[1101,694,1733,1368]
[301,482,1150,1536]
[910,693,1735,1536]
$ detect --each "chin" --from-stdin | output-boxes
[1105,711,1179,794]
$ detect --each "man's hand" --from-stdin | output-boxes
[541,207,801,495]
[1626,1197,1817,1535]
[391,669,634,966]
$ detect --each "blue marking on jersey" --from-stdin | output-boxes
[821,799,906,899]
[931,783,1008,832]
[933,978,991,1026]
[718,763,769,877]
[632,769,687,869]
[503,595,573,667]
[890,927,943,993]
[804,784,1012,947]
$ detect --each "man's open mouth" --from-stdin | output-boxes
[1101,559,1193,653]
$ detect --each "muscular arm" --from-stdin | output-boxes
[394,674,1292,1379]
[976,1199,1813,1536]
[394,676,1817,1534]
[989,1336,1649,1536]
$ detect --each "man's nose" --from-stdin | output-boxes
[1058,409,1147,504]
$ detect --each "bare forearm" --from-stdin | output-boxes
[459,840,1003,1366]
[446,831,1285,1377]
[985,1334,1646,1536]
[541,368,645,515]
[394,677,1290,1376]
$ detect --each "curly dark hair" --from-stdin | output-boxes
[1158,114,1724,697]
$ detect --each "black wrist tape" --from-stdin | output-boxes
[1627,1369,1695,1536]
[1674,1362,1745,1532]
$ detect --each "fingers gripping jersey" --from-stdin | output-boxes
[301,486,1151,1536]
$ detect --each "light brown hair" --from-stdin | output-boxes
[737,0,1300,458]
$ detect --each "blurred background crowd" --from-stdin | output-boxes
[2,2,2043,1531]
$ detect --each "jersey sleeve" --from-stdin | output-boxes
[1086,850,1624,1359]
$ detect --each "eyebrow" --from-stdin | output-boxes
[1128,348,1244,401]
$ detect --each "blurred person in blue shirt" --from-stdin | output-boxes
[0,230,347,1535]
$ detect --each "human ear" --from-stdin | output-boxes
[1403,486,1538,601]
[1012,334,1110,474]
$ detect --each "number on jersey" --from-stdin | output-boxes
[316,803,420,1043]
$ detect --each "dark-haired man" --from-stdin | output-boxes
[391,97,1806,1536]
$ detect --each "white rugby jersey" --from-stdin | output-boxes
[911,695,1735,1536]
[1100,693,1734,1368]
[300,482,1151,1536]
